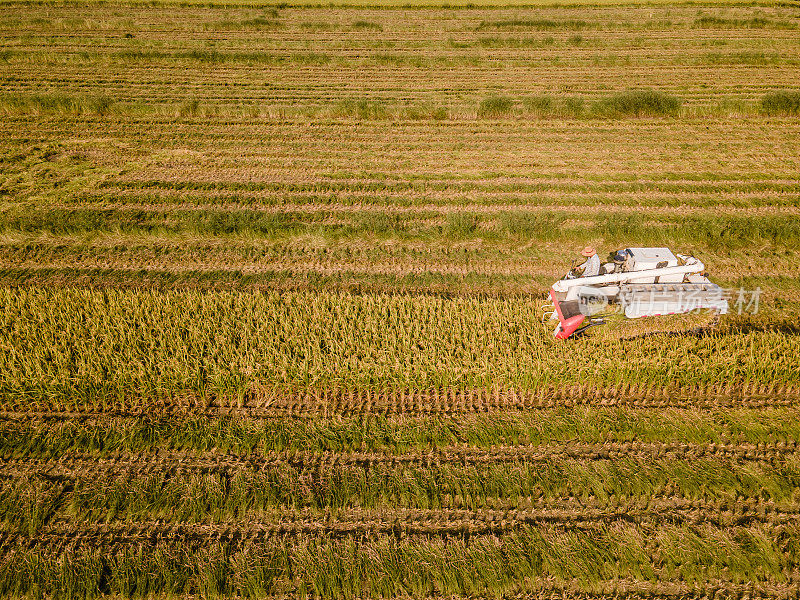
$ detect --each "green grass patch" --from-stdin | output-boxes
[499,211,566,238]
[353,211,401,234]
[209,16,282,29]
[474,92,683,120]
[693,15,796,29]
[590,89,681,118]
[0,93,114,116]
[2,208,798,250]
[477,95,514,118]
[761,91,800,116]
[352,20,383,31]
[115,48,329,65]
[0,266,543,297]
[445,212,478,236]
[0,479,64,535]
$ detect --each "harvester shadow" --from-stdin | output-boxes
[616,325,719,342]
[617,316,800,342]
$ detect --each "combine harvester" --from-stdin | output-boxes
[545,247,728,339]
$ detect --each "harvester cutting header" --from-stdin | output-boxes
[545,247,728,339]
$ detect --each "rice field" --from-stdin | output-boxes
[1,0,800,597]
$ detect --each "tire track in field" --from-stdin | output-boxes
[2,441,798,480]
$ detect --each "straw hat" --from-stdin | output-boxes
[580,246,596,257]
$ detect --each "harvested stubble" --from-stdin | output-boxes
[1,115,798,296]
[2,4,798,116]
[3,405,800,597]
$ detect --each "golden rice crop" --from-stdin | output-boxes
[0,288,797,404]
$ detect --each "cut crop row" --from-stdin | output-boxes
[4,408,800,457]
[0,523,797,598]
[6,471,800,532]
[3,64,796,109]
[69,187,800,209]
[3,441,798,482]
[3,117,798,187]
[4,506,800,548]
[4,457,800,532]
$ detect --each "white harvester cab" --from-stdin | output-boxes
[545,247,728,339]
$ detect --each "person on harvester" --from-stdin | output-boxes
[575,246,601,277]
